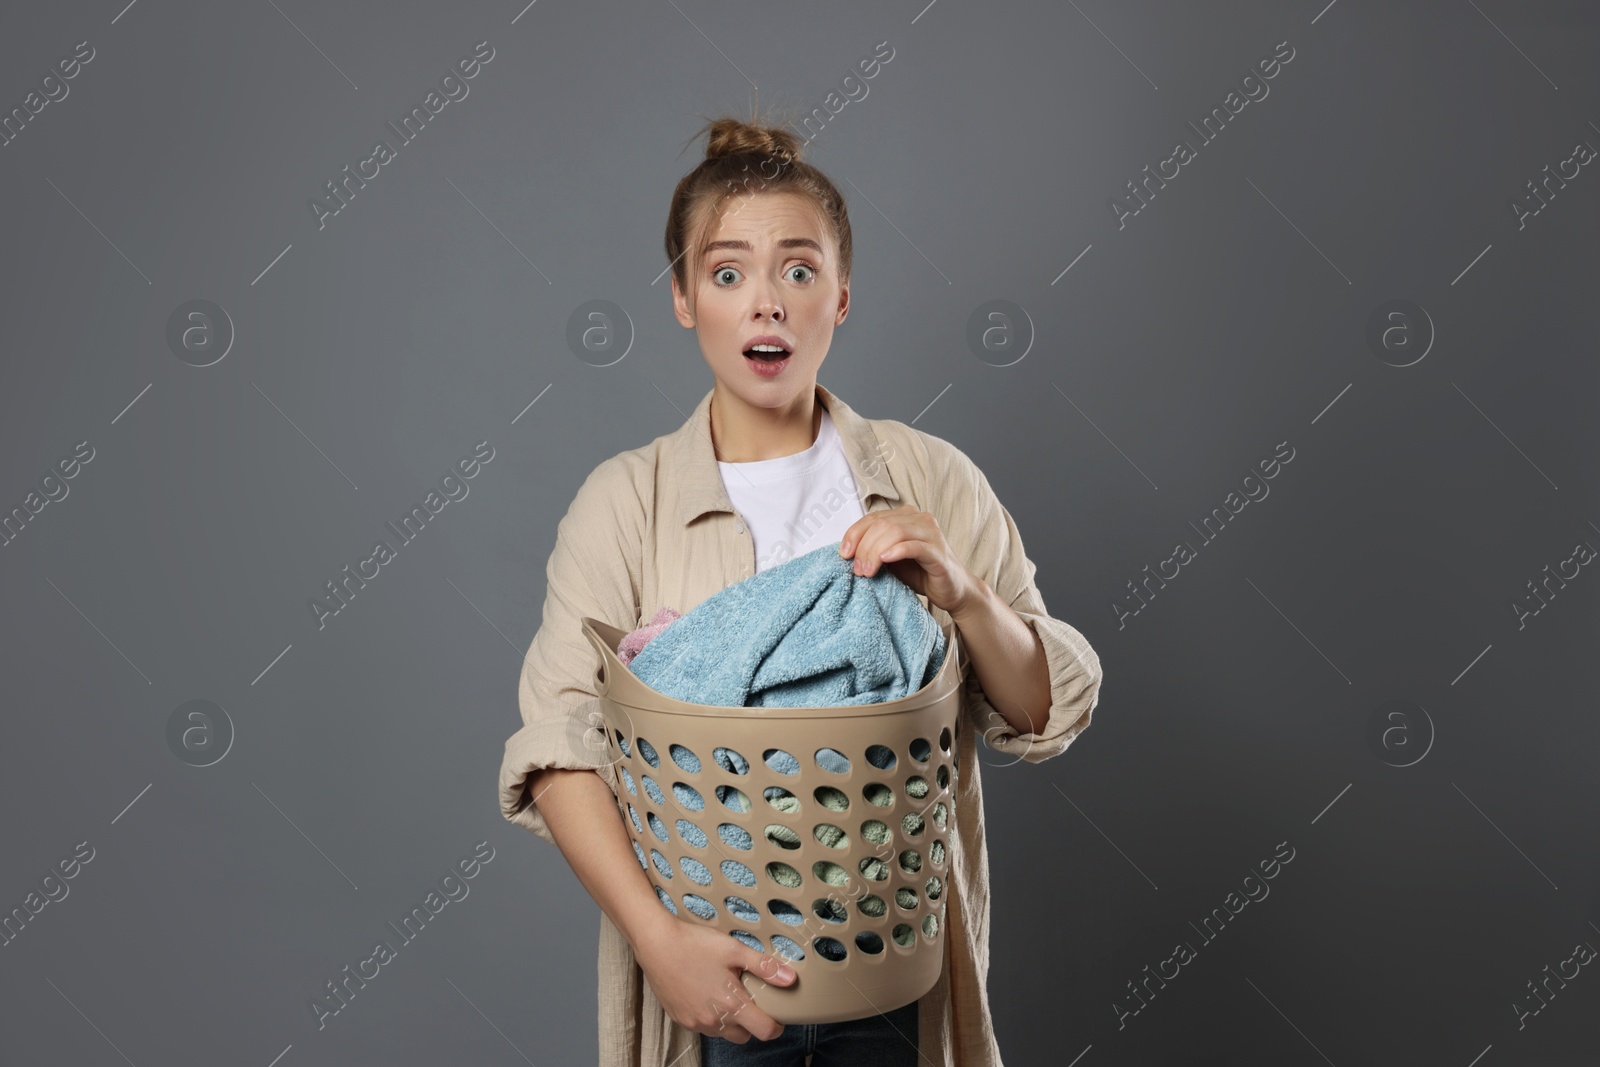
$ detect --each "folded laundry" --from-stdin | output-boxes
[623,540,946,708]
[616,606,683,665]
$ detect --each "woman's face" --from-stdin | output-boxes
[671,190,848,410]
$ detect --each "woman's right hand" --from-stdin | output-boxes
[632,916,798,1043]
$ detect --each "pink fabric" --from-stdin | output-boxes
[616,606,682,666]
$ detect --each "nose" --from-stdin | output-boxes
[753,283,784,321]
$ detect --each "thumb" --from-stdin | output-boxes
[742,948,797,986]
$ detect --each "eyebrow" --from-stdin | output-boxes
[702,238,824,254]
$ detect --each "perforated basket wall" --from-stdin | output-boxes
[580,615,966,1025]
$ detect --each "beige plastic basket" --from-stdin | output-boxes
[580,614,967,1025]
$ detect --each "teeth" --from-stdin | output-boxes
[748,344,786,353]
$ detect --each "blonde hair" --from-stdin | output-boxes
[664,114,853,307]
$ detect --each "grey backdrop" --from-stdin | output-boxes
[2,0,1597,1064]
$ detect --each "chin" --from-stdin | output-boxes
[713,362,817,404]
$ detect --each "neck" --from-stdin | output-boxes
[710,382,824,462]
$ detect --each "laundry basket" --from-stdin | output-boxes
[579,614,967,1025]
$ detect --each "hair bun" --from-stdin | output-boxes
[703,117,803,165]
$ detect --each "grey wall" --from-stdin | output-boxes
[2,1,1596,1064]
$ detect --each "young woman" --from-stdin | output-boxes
[498,116,1105,1067]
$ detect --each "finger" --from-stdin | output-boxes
[743,951,796,986]
[705,985,756,1042]
[855,528,914,577]
[725,999,784,1042]
[717,984,784,1043]
[709,1016,753,1043]
[847,522,886,572]
[838,515,877,558]
[878,536,923,563]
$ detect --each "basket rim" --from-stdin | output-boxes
[582,615,965,721]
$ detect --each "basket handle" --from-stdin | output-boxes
[578,616,614,698]
[950,620,971,684]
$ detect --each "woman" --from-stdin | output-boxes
[497,115,1104,1067]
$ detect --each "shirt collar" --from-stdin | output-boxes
[669,382,901,527]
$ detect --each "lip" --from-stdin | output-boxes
[743,352,790,377]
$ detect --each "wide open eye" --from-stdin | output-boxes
[786,264,816,283]
[713,267,741,287]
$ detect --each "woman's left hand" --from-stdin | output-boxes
[838,506,984,618]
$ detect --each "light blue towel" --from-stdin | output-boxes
[625,540,947,712]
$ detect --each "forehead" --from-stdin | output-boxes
[700,191,830,256]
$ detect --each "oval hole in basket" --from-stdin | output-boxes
[625,804,642,833]
[857,856,890,882]
[617,734,632,758]
[925,874,944,901]
[812,898,848,924]
[859,820,890,846]
[713,746,750,775]
[812,861,849,888]
[771,935,806,961]
[641,775,665,806]
[855,931,885,955]
[654,886,677,915]
[908,737,931,763]
[931,801,948,829]
[724,895,759,922]
[721,860,756,887]
[717,823,753,850]
[716,785,751,813]
[814,747,851,774]
[863,783,894,808]
[675,818,707,848]
[892,923,916,948]
[901,812,924,837]
[813,823,848,849]
[669,744,701,774]
[649,849,673,879]
[764,787,799,814]
[762,748,800,775]
[682,894,716,920]
[636,737,660,768]
[646,812,669,842]
[895,887,919,911]
[898,849,922,874]
[766,862,802,889]
[939,726,952,753]
[814,786,850,812]
[936,765,949,790]
[672,782,705,812]
[619,767,637,796]
[929,840,946,867]
[680,857,713,885]
[905,776,930,801]
[865,744,897,771]
[922,914,940,940]
[857,893,887,919]
[814,937,848,962]
[767,899,804,926]
[765,824,802,851]
[729,930,764,952]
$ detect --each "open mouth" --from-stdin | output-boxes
[742,341,792,375]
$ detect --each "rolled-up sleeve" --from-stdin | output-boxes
[499,457,644,846]
[934,440,1103,764]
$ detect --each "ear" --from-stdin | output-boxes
[835,278,850,326]
[670,272,696,329]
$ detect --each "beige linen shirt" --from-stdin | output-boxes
[498,382,1104,1066]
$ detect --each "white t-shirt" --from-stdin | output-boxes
[717,406,866,573]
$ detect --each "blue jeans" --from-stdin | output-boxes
[700,998,919,1066]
